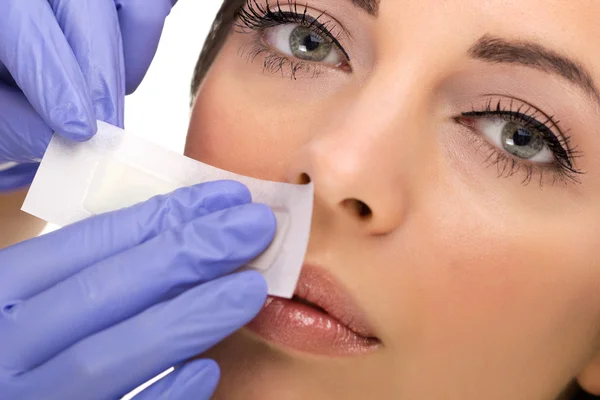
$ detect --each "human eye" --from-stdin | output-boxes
[234,0,351,78]
[455,97,584,186]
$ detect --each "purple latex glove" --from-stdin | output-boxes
[0,180,276,400]
[0,0,177,190]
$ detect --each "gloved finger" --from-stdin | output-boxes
[0,0,95,140]
[48,0,125,127]
[133,359,219,400]
[0,180,252,301]
[0,84,54,163]
[0,203,275,374]
[19,271,267,400]
[116,0,177,94]
[0,164,39,192]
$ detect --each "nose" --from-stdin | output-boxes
[287,84,421,236]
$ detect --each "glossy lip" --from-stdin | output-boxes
[246,264,380,356]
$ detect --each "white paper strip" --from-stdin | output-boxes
[22,121,314,298]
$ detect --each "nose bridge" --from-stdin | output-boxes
[322,66,426,171]
[291,68,430,235]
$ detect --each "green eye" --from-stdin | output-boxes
[469,116,554,164]
[501,122,545,159]
[263,23,345,67]
[289,26,333,62]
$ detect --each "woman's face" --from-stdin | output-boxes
[185,1,600,398]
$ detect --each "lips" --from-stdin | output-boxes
[246,264,380,356]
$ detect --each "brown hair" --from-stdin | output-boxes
[190,0,245,99]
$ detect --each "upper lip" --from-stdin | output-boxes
[289,263,378,339]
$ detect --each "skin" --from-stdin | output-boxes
[185,0,600,399]
[0,190,46,249]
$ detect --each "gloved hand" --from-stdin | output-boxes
[0,0,177,190]
[0,180,276,400]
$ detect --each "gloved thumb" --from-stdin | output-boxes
[116,0,178,94]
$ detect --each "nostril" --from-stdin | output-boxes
[298,173,311,185]
[342,199,372,219]
[356,200,372,218]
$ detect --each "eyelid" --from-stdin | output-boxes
[459,108,573,168]
[469,95,568,140]
[263,2,352,38]
[240,1,352,55]
[454,95,584,185]
[455,115,581,186]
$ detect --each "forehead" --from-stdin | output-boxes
[374,0,599,31]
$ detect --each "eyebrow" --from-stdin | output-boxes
[468,34,600,105]
[351,0,379,16]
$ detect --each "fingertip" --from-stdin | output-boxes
[242,203,277,243]
[120,6,168,95]
[196,362,221,399]
[205,271,269,311]
[68,118,97,142]
[174,359,220,399]
[258,202,278,228]
[125,75,143,96]
[196,359,220,385]
[52,106,98,142]
[179,358,220,383]
[232,270,269,308]
[193,203,276,262]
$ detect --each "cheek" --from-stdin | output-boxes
[185,33,352,182]
[186,81,291,181]
[414,185,600,343]
[367,179,600,390]
[185,49,327,182]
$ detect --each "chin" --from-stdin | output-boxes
[203,331,311,400]
[202,329,391,400]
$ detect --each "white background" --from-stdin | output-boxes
[125,0,221,151]
[124,2,222,398]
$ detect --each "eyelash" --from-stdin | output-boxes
[234,3,584,188]
[457,98,584,186]
[235,0,350,79]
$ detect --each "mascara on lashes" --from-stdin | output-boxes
[236,0,351,61]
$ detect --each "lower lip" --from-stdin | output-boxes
[246,296,379,356]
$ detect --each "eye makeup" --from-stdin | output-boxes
[229,1,591,190]
[234,0,352,78]
[455,96,584,186]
